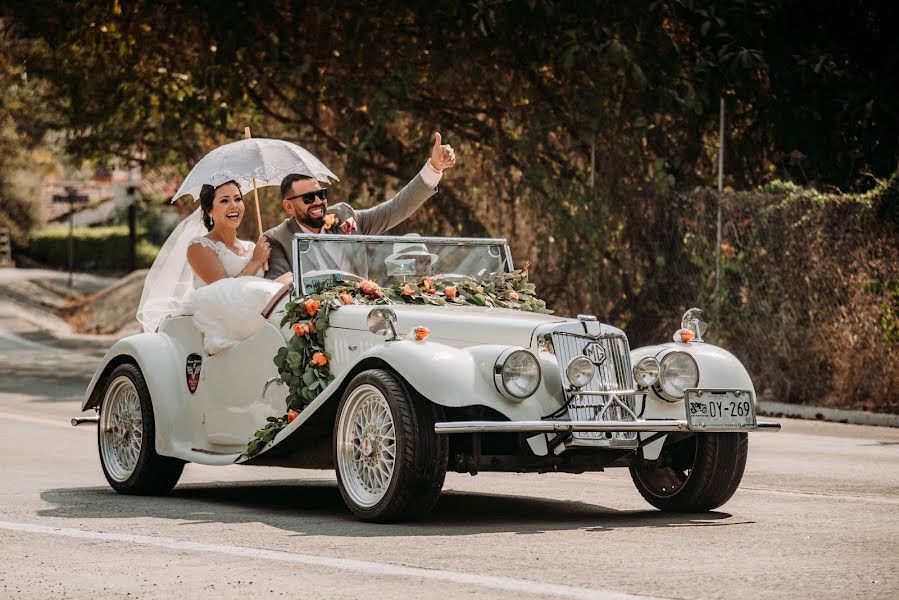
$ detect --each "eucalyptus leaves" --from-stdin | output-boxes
[244,267,551,457]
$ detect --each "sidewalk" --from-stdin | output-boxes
[758,401,899,428]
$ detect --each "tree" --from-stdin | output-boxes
[2,1,897,327]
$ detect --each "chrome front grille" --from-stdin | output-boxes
[552,331,638,446]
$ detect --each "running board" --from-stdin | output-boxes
[434,419,781,434]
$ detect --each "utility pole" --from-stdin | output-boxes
[51,186,89,288]
[715,97,725,305]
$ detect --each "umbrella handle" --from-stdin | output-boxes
[251,177,267,271]
[245,127,268,271]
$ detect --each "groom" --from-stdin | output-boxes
[263,132,456,281]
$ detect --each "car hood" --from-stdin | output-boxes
[327,303,569,347]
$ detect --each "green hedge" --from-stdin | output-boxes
[28,225,159,272]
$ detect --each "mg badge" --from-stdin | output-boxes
[583,342,606,366]
[186,353,203,394]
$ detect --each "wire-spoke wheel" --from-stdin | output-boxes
[100,375,144,482]
[335,369,447,522]
[337,384,397,508]
[629,432,748,512]
[98,363,184,495]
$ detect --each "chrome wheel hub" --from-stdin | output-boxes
[336,384,397,508]
[99,376,143,482]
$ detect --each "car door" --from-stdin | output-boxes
[201,322,287,447]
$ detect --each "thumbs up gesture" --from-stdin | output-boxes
[428,131,456,171]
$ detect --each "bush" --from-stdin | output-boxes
[676,177,899,413]
[27,225,159,272]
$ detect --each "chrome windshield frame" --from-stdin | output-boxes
[291,233,514,294]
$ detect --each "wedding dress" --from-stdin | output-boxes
[136,208,283,355]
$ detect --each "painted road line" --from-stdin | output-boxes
[0,520,660,600]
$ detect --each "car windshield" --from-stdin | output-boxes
[292,234,513,294]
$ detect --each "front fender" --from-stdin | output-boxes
[631,341,755,399]
[82,333,186,458]
[357,340,553,421]
[631,341,755,459]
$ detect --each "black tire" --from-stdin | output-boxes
[334,369,447,522]
[98,363,185,495]
[629,432,748,512]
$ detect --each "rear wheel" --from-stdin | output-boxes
[98,363,184,495]
[629,432,748,512]
[334,369,447,522]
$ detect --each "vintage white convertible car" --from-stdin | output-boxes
[80,234,780,522]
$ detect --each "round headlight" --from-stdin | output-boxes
[658,351,699,400]
[565,356,595,389]
[495,349,541,400]
[633,357,660,388]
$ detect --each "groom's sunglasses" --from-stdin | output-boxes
[286,188,329,205]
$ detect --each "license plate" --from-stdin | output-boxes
[685,389,756,430]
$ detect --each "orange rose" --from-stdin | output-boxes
[304,299,320,316]
[323,213,339,230]
[360,280,383,298]
[339,292,353,305]
[287,409,300,423]
[444,286,457,299]
[292,323,308,337]
[679,329,696,343]
[414,326,430,341]
[402,284,415,296]
[311,352,328,366]
[507,290,520,301]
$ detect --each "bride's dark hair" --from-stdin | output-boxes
[198,180,242,231]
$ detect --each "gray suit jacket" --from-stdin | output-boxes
[263,173,436,280]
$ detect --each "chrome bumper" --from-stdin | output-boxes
[434,419,781,434]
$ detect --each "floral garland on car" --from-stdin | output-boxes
[244,266,552,457]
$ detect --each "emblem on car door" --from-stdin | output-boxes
[186,353,203,393]
[582,342,606,365]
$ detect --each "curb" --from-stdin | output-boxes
[758,401,899,428]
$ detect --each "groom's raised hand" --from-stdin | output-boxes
[429,131,456,171]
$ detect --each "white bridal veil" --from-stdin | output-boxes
[135,207,206,333]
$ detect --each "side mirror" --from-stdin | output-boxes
[680,307,708,343]
[367,308,399,340]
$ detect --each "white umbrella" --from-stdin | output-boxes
[171,136,339,202]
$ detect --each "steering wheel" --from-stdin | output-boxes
[302,269,365,285]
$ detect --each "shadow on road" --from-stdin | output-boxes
[0,374,90,402]
[38,481,749,537]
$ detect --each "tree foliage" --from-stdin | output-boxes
[2,1,897,331]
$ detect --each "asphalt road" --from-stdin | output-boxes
[1,272,898,599]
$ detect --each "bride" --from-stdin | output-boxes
[137,180,289,354]
[186,180,287,285]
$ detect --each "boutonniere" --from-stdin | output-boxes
[323,213,341,233]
